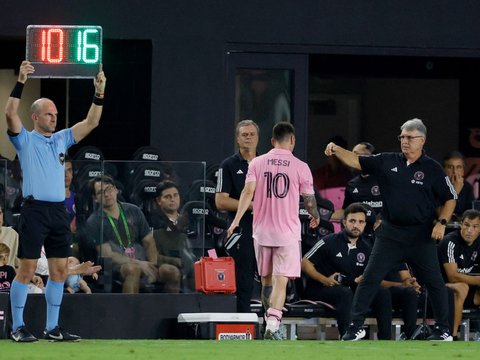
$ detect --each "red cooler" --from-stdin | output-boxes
[194,257,236,294]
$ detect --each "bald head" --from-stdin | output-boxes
[30,98,58,135]
[31,98,55,115]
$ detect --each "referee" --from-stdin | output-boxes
[5,60,106,342]
[325,118,457,341]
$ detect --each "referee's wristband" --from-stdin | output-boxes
[93,94,104,106]
[10,81,24,99]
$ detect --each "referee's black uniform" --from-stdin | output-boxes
[350,152,457,331]
[216,152,256,312]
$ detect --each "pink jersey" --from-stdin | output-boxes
[246,148,315,246]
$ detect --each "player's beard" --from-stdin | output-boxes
[344,227,362,239]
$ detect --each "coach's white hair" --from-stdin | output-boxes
[400,118,427,137]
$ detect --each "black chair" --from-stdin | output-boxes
[179,200,228,259]
[183,179,217,211]
[124,145,163,182]
[205,163,220,184]
[72,145,104,162]
[129,179,159,226]
[126,162,164,195]
[132,145,162,162]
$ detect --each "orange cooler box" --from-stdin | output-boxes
[194,257,236,294]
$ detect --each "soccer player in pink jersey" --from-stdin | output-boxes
[227,122,320,340]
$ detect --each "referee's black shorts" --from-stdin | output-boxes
[17,198,72,259]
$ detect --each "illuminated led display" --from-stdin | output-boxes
[26,25,103,78]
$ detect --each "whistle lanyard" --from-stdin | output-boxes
[106,204,132,249]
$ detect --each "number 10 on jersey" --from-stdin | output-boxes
[264,172,290,198]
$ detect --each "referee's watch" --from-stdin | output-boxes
[438,218,447,226]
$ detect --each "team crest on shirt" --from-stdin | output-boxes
[370,185,380,196]
[414,171,424,181]
[356,252,366,265]
[59,153,65,165]
[319,227,330,236]
[472,251,478,262]
[412,171,424,185]
[319,208,330,216]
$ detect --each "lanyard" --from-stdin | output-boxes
[106,204,132,248]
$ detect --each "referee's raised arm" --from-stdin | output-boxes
[5,60,34,134]
[71,65,106,143]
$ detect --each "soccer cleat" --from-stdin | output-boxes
[426,326,453,341]
[11,326,38,342]
[43,326,81,342]
[264,328,284,340]
[341,323,366,341]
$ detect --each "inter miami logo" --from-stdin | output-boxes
[414,171,425,181]
[412,171,425,185]
[371,185,380,196]
[320,208,330,216]
[472,251,478,262]
[319,227,330,236]
[59,153,65,165]
[357,252,366,263]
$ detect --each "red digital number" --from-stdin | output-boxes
[41,28,64,63]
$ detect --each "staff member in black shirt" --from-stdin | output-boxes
[216,120,259,312]
[325,118,457,341]
[331,142,383,236]
[302,203,392,339]
[442,151,475,221]
[438,209,480,339]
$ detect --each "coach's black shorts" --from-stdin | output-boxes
[18,199,72,259]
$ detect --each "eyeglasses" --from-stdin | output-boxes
[397,135,424,142]
[95,185,116,196]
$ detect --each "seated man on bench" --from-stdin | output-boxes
[438,209,480,340]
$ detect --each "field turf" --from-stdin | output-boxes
[1,339,479,360]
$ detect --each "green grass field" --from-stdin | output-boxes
[0,340,479,360]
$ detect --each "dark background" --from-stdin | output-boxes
[1,1,480,164]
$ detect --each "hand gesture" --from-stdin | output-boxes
[451,174,465,194]
[19,61,35,83]
[77,261,102,276]
[170,257,183,268]
[139,261,158,283]
[309,215,320,229]
[324,142,337,156]
[31,275,44,289]
[324,272,341,287]
[227,222,240,238]
[94,64,106,94]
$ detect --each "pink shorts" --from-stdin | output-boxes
[254,240,301,278]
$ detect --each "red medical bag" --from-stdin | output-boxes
[194,257,236,294]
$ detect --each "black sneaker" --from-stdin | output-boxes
[426,326,453,341]
[43,326,81,342]
[341,323,366,341]
[11,326,38,342]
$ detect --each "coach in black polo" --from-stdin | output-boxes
[325,118,457,341]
